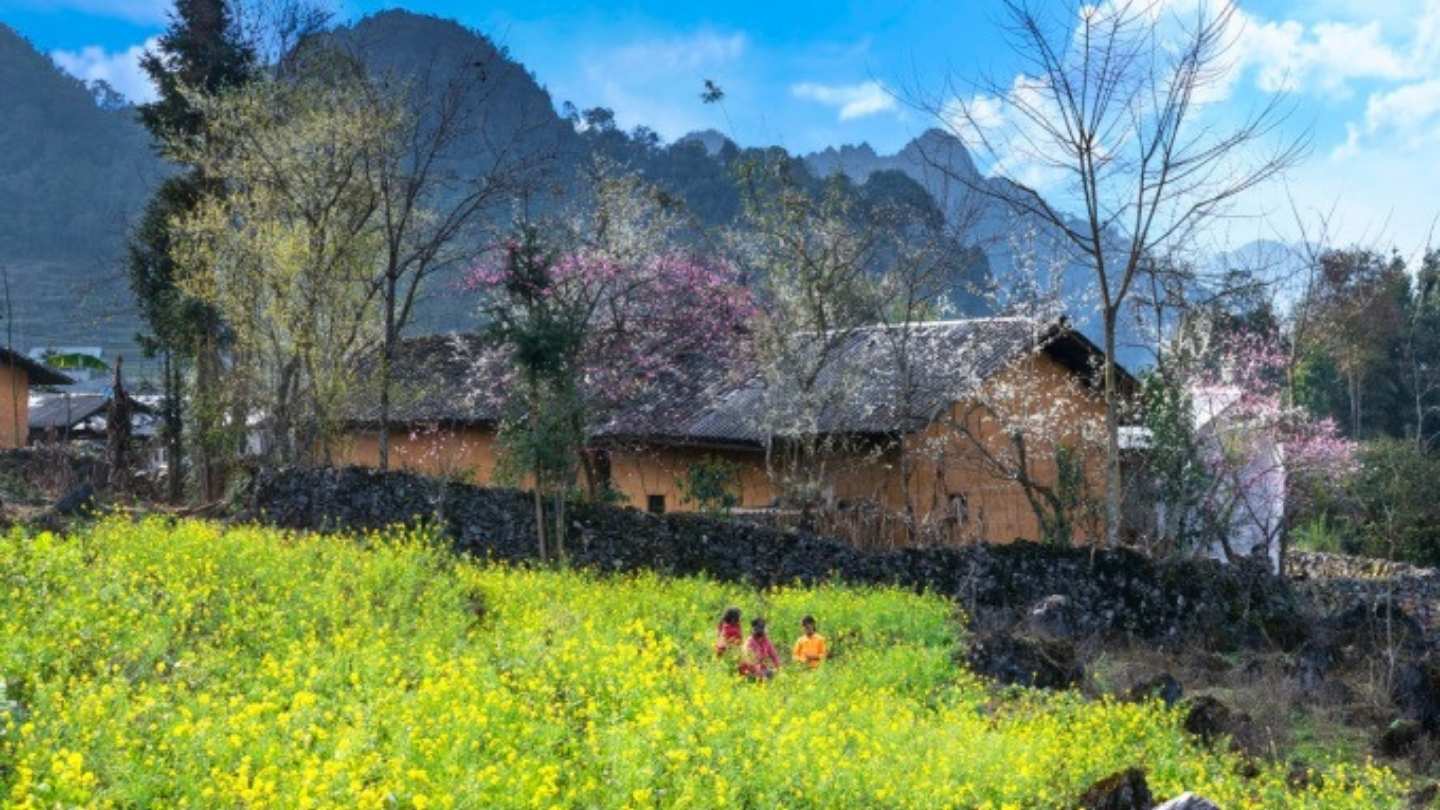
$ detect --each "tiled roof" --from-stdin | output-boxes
[28,393,154,431]
[345,334,502,427]
[1,348,72,387]
[29,394,110,431]
[348,318,1114,446]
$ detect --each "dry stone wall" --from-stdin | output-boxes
[247,466,1305,647]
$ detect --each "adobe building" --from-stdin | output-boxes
[337,318,1129,546]
[0,348,73,448]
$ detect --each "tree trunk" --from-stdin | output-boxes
[532,483,548,561]
[164,351,185,504]
[107,356,133,494]
[379,273,397,470]
[553,489,567,561]
[1103,316,1122,548]
[195,331,225,502]
[1351,371,1363,438]
[898,438,916,546]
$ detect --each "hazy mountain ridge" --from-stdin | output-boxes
[1,8,1134,371]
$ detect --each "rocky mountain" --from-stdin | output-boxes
[1,8,1121,374]
[801,129,1156,365]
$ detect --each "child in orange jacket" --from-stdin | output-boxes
[792,615,827,669]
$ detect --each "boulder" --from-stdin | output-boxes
[1075,768,1152,810]
[1026,594,1077,639]
[1154,794,1220,810]
[52,483,96,516]
[1394,654,1440,732]
[965,632,1082,690]
[1409,782,1439,808]
[1377,718,1425,759]
[1181,695,1250,747]
[1124,673,1183,708]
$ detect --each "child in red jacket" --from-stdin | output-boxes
[714,607,743,657]
[739,618,781,680]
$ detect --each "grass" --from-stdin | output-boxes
[0,518,1408,808]
[1292,515,1348,554]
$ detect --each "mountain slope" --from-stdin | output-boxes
[0,23,165,372]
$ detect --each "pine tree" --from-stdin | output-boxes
[128,0,255,502]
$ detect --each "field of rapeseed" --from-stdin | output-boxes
[0,519,1406,808]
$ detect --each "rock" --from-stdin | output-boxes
[1181,696,1249,747]
[52,483,96,516]
[1409,782,1439,808]
[1124,673,1183,708]
[1154,794,1221,810]
[1075,768,1153,810]
[965,632,1082,690]
[1027,594,1077,639]
[1377,718,1425,758]
[1394,654,1440,732]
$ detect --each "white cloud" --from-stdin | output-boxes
[790,80,896,121]
[940,74,1069,192]
[1335,77,1440,158]
[51,37,160,104]
[1235,16,1415,96]
[15,0,169,25]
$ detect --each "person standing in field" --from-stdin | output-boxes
[739,617,781,680]
[715,607,743,657]
[792,615,827,669]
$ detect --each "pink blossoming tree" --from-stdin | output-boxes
[1143,326,1358,571]
[465,169,753,556]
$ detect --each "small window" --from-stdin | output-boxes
[647,494,667,514]
[948,493,969,526]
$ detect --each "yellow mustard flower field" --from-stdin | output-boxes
[0,519,1406,808]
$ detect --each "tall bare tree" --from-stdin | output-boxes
[921,0,1305,545]
[727,162,888,525]
[348,40,556,469]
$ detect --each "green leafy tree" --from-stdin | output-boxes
[171,45,399,466]
[480,226,585,561]
[678,457,742,515]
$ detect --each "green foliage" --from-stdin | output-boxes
[0,518,1407,807]
[1291,515,1345,554]
[1297,248,1435,440]
[1133,371,1214,555]
[1048,444,1101,547]
[170,45,400,464]
[483,226,586,496]
[137,0,256,147]
[38,352,108,372]
[677,456,742,514]
[1331,439,1440,565]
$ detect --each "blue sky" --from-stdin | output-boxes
[4,0,1439,252]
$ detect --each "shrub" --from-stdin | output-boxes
[1336,439,1440,565]
[677,456,742,514]
[1291,515,1346,555]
